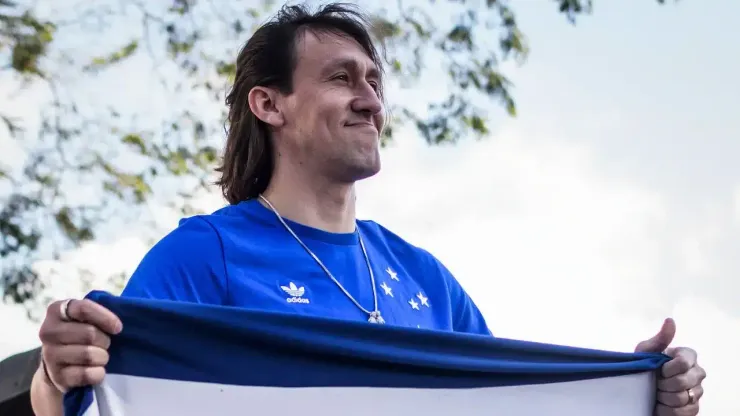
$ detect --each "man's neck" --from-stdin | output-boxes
[260,170,357,234]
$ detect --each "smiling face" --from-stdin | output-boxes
[271,30,385,183]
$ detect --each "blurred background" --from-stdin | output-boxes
[1,0,738,414]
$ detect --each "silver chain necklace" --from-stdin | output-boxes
[258,195,385,324]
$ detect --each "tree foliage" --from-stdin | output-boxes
[0,0,671,313]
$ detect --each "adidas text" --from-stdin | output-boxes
[287,297,310,304]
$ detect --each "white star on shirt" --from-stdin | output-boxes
[386,267,399,281]
[408,298,420,310]
[380,282,393,297]
[416,292,429,307]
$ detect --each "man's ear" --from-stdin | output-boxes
[248,86,284,127]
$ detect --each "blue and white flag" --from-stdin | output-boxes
[64,291,669,416]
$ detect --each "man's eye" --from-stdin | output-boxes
[333,74,349,82]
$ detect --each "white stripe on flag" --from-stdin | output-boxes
[85,371,657,416]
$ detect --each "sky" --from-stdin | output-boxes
[1,0,738,414]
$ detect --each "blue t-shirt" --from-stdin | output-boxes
[121,199,490,335]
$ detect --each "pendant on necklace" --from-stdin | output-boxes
[368,311,385,324]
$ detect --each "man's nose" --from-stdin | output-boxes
[350,83,383,116]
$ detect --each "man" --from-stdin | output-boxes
[30,3,706,416]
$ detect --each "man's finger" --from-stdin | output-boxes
[55,365,106,391]
[661,348,697,378]
[655,402,699,416]
[65,299,123,335]
[657,385,704,408]
[45,344,109,367]
[39,321,112,349]
[658,366,704,392]
[634,318,676,353]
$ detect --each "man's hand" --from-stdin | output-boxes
[635,318,706,416]
[38,298,123,393]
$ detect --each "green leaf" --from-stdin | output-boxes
[121,134,146,154]
[371,17,402,40]
[54,207,94,243]
[84,40,139,72]
[194,146,218,168]
[216,61,236,81]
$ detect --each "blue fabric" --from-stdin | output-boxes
[121,199,490,334]
[63,291,669,416]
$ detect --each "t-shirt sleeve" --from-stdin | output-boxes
[436,259,492,336]
[120,216,228,305]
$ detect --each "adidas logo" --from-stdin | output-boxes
[280,282,310,304]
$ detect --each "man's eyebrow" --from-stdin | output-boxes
[321,57,379,78]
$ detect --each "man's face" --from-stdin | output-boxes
[275,30,385,182]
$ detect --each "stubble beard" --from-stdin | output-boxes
[327,147,381,184]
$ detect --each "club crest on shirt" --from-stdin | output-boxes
[280,282,310,304]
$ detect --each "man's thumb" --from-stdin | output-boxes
[634,318,676,353]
